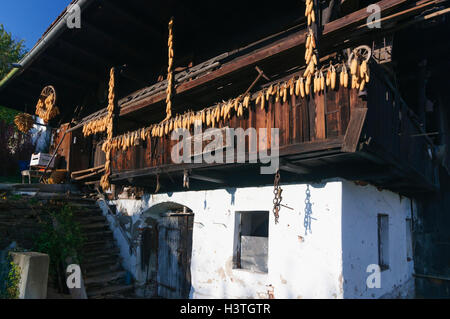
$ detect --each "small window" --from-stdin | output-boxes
[233,211,269,273]
[377,214,390,270]
[406,218,413,262]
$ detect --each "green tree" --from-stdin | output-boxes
[0,24,27,124]
[0,23,26,79]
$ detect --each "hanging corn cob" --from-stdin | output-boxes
[35,86,59,123]
[100,67,116,191]
[82,116,109,137]
[14,113,35,133]
[165,17,175,121]
[303,0,319,97]
[106,43,372,157]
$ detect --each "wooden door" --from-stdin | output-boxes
[157,215,193,299]
[68,128,92,173]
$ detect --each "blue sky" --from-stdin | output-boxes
[0,0,72,49]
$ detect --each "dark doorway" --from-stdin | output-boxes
[142,205,194,299]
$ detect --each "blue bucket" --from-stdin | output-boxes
[18,160,30,172]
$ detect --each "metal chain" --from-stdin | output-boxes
[183,170,190,189]
[273,170,282,224]
[304,185,313,235]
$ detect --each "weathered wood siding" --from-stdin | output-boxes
[111,84,354,172]
[365,68,438,188]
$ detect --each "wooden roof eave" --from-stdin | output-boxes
[73,0,413,131]
[115,0,408,118]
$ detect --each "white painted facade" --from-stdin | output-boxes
[99,179,415,299]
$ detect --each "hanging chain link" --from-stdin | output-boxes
[304,185,313,235]
[183,170,190,189]
[273,170,282,224]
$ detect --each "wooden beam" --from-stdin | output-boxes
[41,54,100,83]
[73,168,106,181]
[279,161,311,175]
[83,21,149,64]
[58,39,114,68]
[28,67,85,90]
[189,173,226,184]
[99,1,162,40]
[110,138,344,182]
[71,165,105,177]
[119,0,408,117]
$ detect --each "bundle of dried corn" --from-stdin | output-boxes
[35,86,59,123]
[35,93,60,123]
[100,68,116,190]
[82,116,108,137]
[14,113,34,133]
[107,52,369,155]
[349,57,370,91]
[165,17,175,121]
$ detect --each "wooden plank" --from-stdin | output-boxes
[342,108,368,153]
[72,168,105,181]
[315,93,326,140]
[325,88,340,138]
[71,165,105,177]
[189,173,226,184]
[248,103,257,154]
[291,94,299,143]
[111,137,344,182]
[323,0,407,34]
[119,0,407,117]
[308,95,316,141]
[282,98,291,146]
[274,99,283,147]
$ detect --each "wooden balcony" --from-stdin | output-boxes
[107,65,439,195]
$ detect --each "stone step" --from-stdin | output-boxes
[83,238,115,247]
[84,271,126,286]
[83,247,119,258]
[84,230,113,239]
[69,202,100,209]
[80,222,110,230]
[87,284,134,299]
[84,263,122,278]
[83,250,120,264]
[76,216,107,224]
[73,208,103,214]
[82,258,119,272]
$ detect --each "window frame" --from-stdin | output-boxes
[377,214,390,271]
[233,210,269,274]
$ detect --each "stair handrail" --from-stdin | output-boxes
[95,188,137,255]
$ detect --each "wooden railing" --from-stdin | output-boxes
[110,83,359,172]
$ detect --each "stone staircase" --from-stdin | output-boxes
[71,198,135,299]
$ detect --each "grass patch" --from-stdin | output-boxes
[0,176,22,184]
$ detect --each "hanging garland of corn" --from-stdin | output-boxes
[349,56,370,91]
[108,46,370,154]
[165,17,175,121]
[82,116,109,137]
[303,0,320,96]
[35,87,59,123]
[100,67,115,190]
[14,113,35,133]
[302,0,369,95]
[95,6,370,156]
